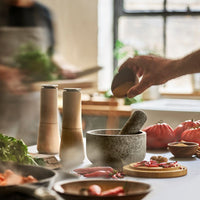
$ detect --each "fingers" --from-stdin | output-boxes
[127,76,152,98]
[118,58,133,71]
[118,57,143,77]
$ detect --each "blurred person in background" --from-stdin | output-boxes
[0,0,78,145]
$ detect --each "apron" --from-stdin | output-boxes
[0,27,51,145]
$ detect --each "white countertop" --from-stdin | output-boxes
[131,98,200,112]
[131,98,200,129]
[29,142,200,200]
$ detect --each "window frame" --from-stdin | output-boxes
[113,0,200,70]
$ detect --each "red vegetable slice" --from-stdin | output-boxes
[88,184,102,196]
[83,170,111,178]
[101,186,124,196]
[74,167,114,175]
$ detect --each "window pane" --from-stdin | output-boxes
[167,0,200,11]
[118,16,163,65]
[166,16,200,58]
[161,16,200,94]
[124,0,164,11]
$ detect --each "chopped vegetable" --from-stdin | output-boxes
[0,133,37,165]
[74,166,124,179]
[133,160,178,168]
[81,184,125,196]
[74,166,114,175]
[0,169,37,186]
[83,170,112,178]
[88,185,102,196]
[101,186,124,196]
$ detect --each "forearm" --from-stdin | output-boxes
[176,49,200,76]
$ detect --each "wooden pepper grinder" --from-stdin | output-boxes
[59,88,85,168]
[37,85,60,154]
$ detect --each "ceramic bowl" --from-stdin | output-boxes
[86,129,146,168]
[54,179,151,200]
[168,142,199,158]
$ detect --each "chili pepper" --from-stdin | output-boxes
[83,170,112,178]
[117,192,125,196]
[148,163,159,167]
[101,186,124,196]
[158,161,177,168]
[111,173,118,179]
[0,174,4,181]
[116,172,124,178]
[88,184,102,196]
[150,160,157,164]
[74,167,114,175]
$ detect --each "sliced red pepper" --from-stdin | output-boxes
[148,164,159,167]
[101,186,124,196]
[74,167,114,175]
[83,170,112,178]
[88,184,102,196]
[116,172,124,178]
[117,192,125,196]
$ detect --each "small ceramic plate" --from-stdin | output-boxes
[53,179,151,200]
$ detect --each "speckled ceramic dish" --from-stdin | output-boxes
[54,179,151,200]
[86,129,146,168]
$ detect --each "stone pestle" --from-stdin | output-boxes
[119,110,147,135]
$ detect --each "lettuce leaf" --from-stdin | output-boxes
[0,133,37,165]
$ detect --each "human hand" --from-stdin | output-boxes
[0,65,29,95]
[119,56,178,98]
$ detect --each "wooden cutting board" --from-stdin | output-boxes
[123,163,187,178]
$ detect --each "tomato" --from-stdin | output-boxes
[143,122,175,149]
[174,120,197,141]
[181,127,200,145]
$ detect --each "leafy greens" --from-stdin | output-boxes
[0,133,37,165]
[14,43,59,82]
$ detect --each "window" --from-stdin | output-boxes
[114,0,200,94]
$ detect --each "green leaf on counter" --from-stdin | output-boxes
[0,133,37,165]
[124,95,143,105]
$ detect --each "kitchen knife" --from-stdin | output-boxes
[75,66,102,78]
